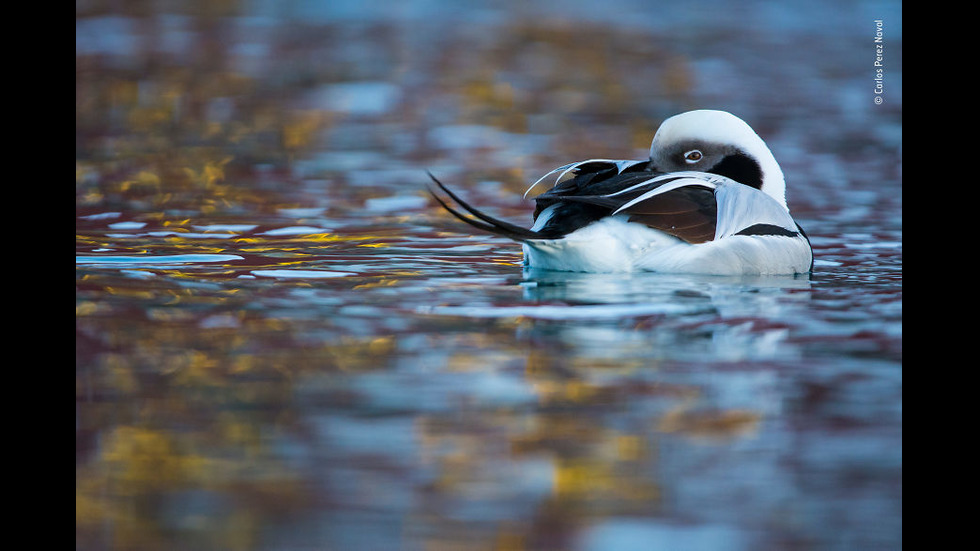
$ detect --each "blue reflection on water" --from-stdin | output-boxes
[75,254,245,264]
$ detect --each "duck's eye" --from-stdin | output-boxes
[684,150,703,163]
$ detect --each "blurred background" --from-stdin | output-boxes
[77,1,901,550]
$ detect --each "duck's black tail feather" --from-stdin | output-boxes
[426,172,543,242]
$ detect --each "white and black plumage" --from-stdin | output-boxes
[428,110,813,275]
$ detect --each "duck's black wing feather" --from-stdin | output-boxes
[531,160,653,211]
[529,170,663,237]
[428,161,719,244]
[531,165,718,243]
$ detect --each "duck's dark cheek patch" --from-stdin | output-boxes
[709,152,764,189]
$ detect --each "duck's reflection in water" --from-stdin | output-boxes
[421,268,814,364]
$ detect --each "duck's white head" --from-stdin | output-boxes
[648,110,787,209]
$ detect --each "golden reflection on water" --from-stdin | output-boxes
[78,262,770,550]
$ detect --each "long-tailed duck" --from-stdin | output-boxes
[429,110,812,275]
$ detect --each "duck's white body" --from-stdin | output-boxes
[430,110,813,275]
[522,171,812,275]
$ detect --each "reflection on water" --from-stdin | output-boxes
[76,224,901,550]
[77,1,901,550]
